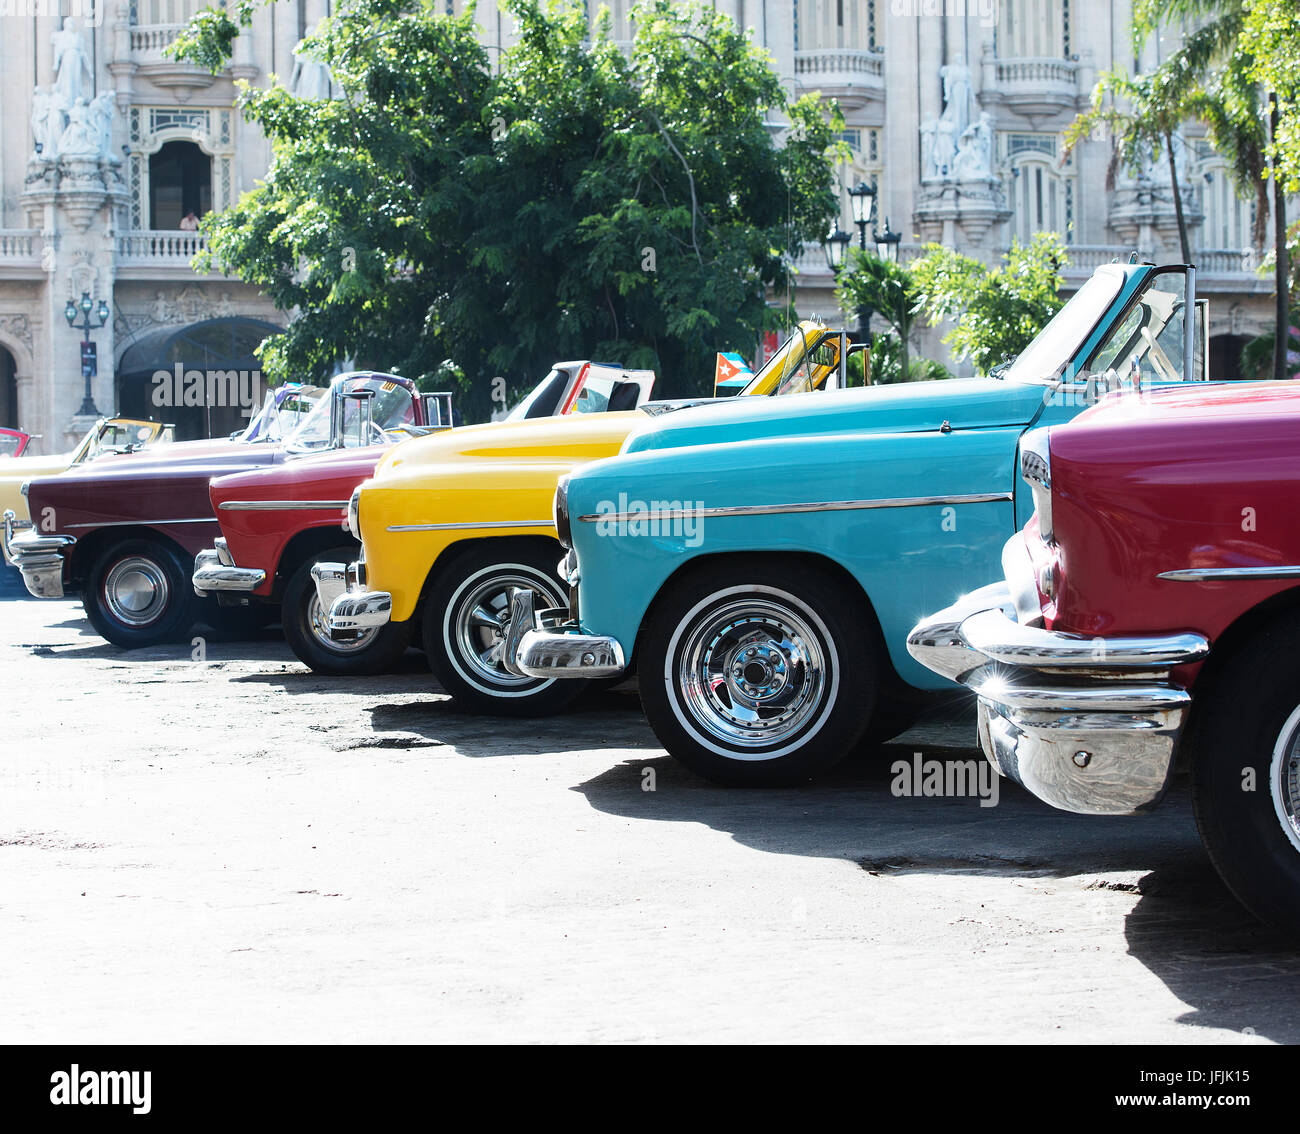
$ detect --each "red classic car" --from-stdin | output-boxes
[907,381,1300,935]
[0,428,33,458]
[3,373,435,647]
[194,361,657,675]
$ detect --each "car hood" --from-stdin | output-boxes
[211,443,390,502]
[376,411,647,479]
[622,378,1051,455]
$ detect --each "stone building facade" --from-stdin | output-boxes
[0,0,1275,449]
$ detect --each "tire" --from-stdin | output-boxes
[83,537,199,648]
[282,545,412,676]
[423,539,587,716]
[639,562,875,786]
[1189,612,1300,936]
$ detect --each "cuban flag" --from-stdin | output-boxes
[714,351,754,395]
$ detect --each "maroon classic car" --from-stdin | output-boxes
[907,381,1300,934]
[193,361,657,675]
[3,373,437,647]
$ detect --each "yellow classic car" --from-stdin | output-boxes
[312,321,865,713]
[0,417,171,532]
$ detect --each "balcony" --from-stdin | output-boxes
[116,230,215,279]
[129,24,216,93]
[0,230,44,280]
[980,56,1082,120]
[793,49,885,110]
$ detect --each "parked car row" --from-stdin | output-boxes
[3,258,1295,934]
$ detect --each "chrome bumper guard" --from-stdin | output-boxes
[315,559,392,634]
[506,589,626,680]
[2,508,33,567]
[192,538,266,597]
[3,512,75,599]
[906,578,1209,816]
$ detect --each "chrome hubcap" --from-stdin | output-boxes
[308,590,377,654]
[451,570,565,689]
[1272,707,1300,854]
[103,556,170,627]
[677,596,829,752]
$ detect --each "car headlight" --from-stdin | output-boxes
[20,480,30,499]
[346,486,362,539]
[1019,427,1053,542]
[553,475,571,548]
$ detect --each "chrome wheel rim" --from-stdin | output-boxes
[676,594,829,754]
[1271,705,1300,855]
[448,568,566,691]
[307,590,377,654]
[103,556,170,627]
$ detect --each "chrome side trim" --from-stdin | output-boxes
[1158,565,1300,582]
[576,491,1012,524]
[386,519,552,533]
[63,517,217,529]
[218,500,349,512]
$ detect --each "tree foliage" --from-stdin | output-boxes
[170,0,843,419]
[834,249,922,382]
[909,234,1068,377]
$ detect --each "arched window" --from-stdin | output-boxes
[149,140,211,230]
[1002,0,1068,59]
[1003,134,1074,245]
[796,0,871,52]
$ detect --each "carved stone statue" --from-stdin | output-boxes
[31,86,56,155]
[58,98,100,158]
[922,54,975,182]
[52,18,92,108]
[954,112,993,180]
[89,91,117,161]
[289,27,333,100]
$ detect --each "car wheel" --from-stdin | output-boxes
[283,546,412,676]
[639,562,875,786]
[424,540,587,716]
[1189,613,1300,935]
[83,538,199,648]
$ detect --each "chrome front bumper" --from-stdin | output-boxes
[193,538,266,597]
[313,559,392,633]
[906,580,1209,816]
[506,589,626,680]
[2,511,74,599]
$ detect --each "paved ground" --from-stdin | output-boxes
[1,584,1298,1044]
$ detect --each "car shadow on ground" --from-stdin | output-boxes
[362,686,663,757]
[573,746,1300,1039]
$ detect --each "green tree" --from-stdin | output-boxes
[1118,0,1287,379]
[834,249,921,383]
[909,234,1068,376]
[170,0,843,419]
[1065,68,1196,263]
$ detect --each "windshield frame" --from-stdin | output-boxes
[998,264,1131,387]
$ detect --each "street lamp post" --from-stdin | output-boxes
[65,291,110,416]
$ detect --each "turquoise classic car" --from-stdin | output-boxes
[506,261,1208,785]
